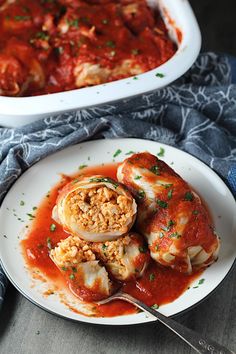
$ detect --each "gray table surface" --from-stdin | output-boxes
[0,264,236,354]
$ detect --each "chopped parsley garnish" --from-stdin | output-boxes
[169,232,181,239]
[33,206,37,210]
[125,151,135,155]
[20,200,25,206]
[149,273,155,281]
[72,267,77,273]
[131,49,140,55]
[67,18,79,27]
[102,244,108,251]
[35,31,49,40]
[47,237,52,249]
[157,199,168,208]
[139,245,148,253]
[113,149,122,158]
[106,40,116,48]
[193,210,199,215]
[137,190,145,199]
[102,19,109,24]
[55,46,64,55]
[161,183,173,189]
[162,219,175,231]
[184,191,194,201]
[79,164,88,170]
[89,177,119,188]
[150,165,160,175]
[134,175,142,180]
[14,15,31,21]
[151,304,159,309]
[27,213,35,219]
[167,189,173,200]
[72,178,79,184]
[69,274,75,280]
[155,73,165,78]
[198,278,205,285]
[157,147,165,157]
[133,76,138,80]
[61,266,67,271]
[50,223,56,232]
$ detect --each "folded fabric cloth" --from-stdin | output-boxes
[0,52,235,310]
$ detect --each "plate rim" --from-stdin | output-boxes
[0,137,236,325]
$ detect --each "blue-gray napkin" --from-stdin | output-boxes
[0,52,236,309]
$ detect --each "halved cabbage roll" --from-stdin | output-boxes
[91,232,150,281]
[50,236,113,301]
[117,152,220,273]
[53,175,137,242]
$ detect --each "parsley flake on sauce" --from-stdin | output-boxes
[20,200,25,206]
[193,210,199,215]
[14,15,31,21]
[169,232,181,239]
[167,189,173,200]
[149,273,155,281]
[106,40,116,48]
[131,49,140,55]
[150,165,160,175]
[184,191,194,201]
[50,223,56,232]
[69,274,75,280]
[134,175,142,180]
[157,199,168,209]
[47,237,52,250]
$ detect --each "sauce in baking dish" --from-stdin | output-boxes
[0,0,177,97]
[22,163,202,318]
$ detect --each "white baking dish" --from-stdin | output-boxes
[0,0,201,127]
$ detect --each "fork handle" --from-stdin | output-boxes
[119,292,235,354]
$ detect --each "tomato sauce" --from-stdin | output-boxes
[21,163,202,317]
[0,0,177,96]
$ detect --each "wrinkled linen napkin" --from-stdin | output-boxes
[0,52,236,309]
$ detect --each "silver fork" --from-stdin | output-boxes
[98,291,235,354]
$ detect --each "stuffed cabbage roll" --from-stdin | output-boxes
[117,152,220,273]
[50,236,113,301]
[52,175,137,242]
[91,232,150,281]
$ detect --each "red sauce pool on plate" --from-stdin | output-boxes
[21,163,202,317]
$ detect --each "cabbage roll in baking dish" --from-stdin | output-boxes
[52,175,137,242]
[117,152,220,274]
[50,232,149,300]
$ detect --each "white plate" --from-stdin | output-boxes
[0,138,235,326]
